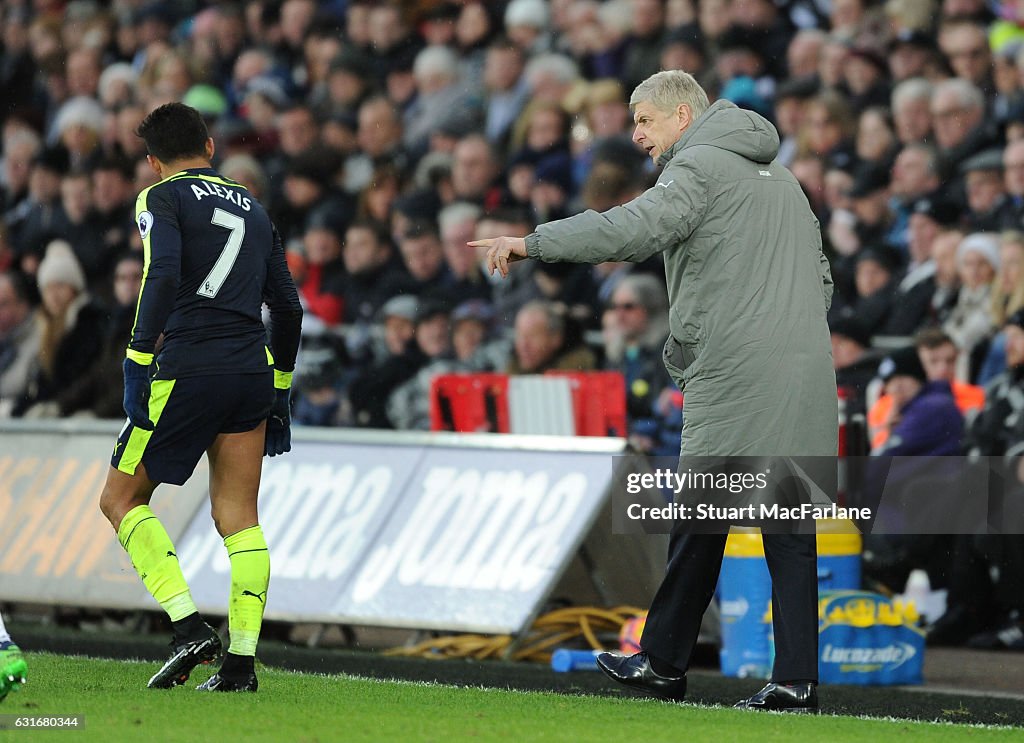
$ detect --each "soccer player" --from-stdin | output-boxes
[0,611,27,701]
[98,103,302,693]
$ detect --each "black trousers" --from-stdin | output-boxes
[639,532,819,682]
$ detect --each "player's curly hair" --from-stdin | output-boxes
[136,102,209,164]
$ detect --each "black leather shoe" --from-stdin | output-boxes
[595,652,687,702]
[734,682,818,713]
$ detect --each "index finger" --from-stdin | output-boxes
[467,239,493,248]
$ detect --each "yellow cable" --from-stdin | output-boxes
[383,606,647,663]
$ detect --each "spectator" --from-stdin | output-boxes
[54,170,108,294]
[507,299,596,374]
[891,77,933,146]
[880,194,960,334]
[945,232,1000,380]
[887,31,940,84]
[0,270,40,417]
[937,19,992,93]
[295,206,348,327]
[869,328,983,449]
[889,144,942,250]
[90,157,136,262]
[1,128,41,214]
[930,227,965,325]
[830,315,879,417]
[930,78,996,192]
[975,231,1024,383]
[350,300,450,429]
[928,309,1024,648]
[438,201,491,303]
[403,45,480,159]
[961,149,1011,232]
[451,133,502,207]
[482,36,531,148]
[340,219,400,326]
[386,300,501,431]
[392,220,453,299]
[9,146,67,273]
[873,345,963,456]
[57,252,143,418]
[13,240,105,418]
[602,274,675,455]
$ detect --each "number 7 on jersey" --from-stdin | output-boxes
[198,207,246,298]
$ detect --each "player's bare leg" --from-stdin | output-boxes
[197,422,268,693]
[99,463,221,688]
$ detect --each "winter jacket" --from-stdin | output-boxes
[525,100,838,457]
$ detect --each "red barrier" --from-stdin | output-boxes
[544,371,628,437]
[429,371,627,437]
[429,374,510,433]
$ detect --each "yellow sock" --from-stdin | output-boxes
[117,505,197,622]
[225,525,270,656]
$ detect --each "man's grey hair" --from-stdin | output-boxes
[524,53,580,89]
[53,96,106,137]
[614,273,670,351]
[438,201,482,234]
[629,70,710,119]
[891,77,933,111]
[932,78,985,112]
[519,299,565,336]
[413,44,459,83]
[4,127,41,156]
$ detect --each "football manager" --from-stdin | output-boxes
[471,70,837,713]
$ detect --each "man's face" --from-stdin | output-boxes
[608,289,649,342]
[400,234,444,281]
[514,309,561,372]
[830,334,863,369]
[416,314,451,358]
[632,100,690,163]
[894,97,932,144]
[919,343,957,382]
[343,226,386,275]
[113,258,143,307]
[452,139,497,200]
[891,147,936,199]
[931,90,981,151]
[885,375,923,409]
[966,169,1005,214]
[278,109,318,155]
[1004,141,1024,196]
[855,259,891,297]
[357,101,401,157]
[939,25,991,86]
[1007,325,1024,367]
[384,315,414,355]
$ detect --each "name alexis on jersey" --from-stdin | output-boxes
[190,181,252,211]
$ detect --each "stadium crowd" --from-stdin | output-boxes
[1,0,1023,649]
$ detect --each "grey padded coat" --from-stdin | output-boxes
[525,99,838,457]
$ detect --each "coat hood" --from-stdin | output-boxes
[658,99,780,167]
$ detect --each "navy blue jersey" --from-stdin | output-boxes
[128,167,302,379]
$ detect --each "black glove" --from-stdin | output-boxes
[265,387,291,457]
[122,357,155,430]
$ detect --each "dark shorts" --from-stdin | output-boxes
[111,371,274,486]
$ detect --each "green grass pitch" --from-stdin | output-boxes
[1,653,1019,742]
